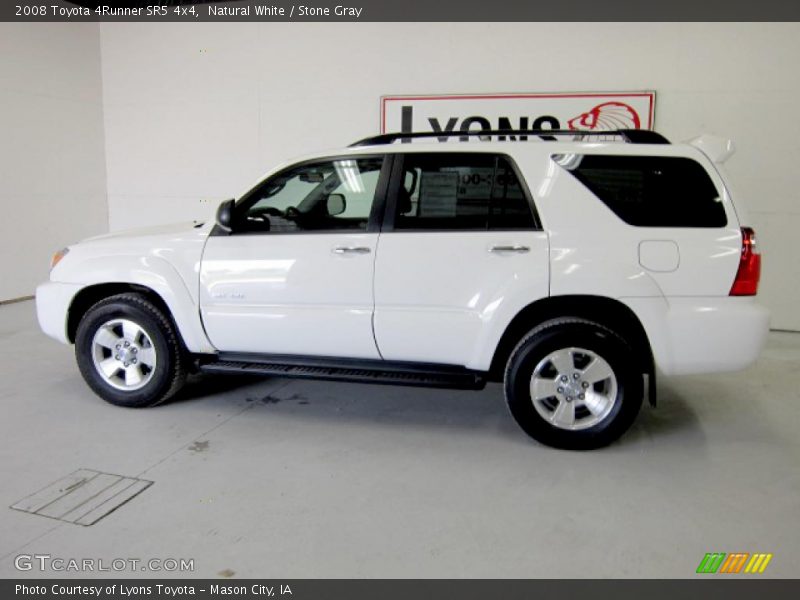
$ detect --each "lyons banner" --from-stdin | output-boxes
[381,92,656,137]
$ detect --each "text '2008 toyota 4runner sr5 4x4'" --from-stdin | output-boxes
[36,129,769,449]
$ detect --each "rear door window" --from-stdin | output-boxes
[392,153,537,231]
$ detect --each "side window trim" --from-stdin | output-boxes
[368,153,394,233]
[220,153,390,236]
[381,152,542,233]
[381,151,405,232]
[505,153,542,230]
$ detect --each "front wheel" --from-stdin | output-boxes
[75,293,187,407]
[504,318,643,450]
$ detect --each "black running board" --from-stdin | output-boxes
[198,353,486,390]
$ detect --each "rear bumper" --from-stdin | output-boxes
[36,281,83,344]
[624,296,770,376]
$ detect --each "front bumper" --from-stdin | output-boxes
[35,281,84,344]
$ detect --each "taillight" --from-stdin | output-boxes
[730,227,761,296]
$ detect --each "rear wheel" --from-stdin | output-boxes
[75,293,186,407]
[504,318,643,449]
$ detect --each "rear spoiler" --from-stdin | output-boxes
[688,134,735,164]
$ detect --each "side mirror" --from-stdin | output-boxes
[326,194,346,216]
[216,198,235,231]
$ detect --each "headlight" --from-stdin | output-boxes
[51,247,70,269]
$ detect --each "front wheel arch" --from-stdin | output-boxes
[67,283,183,348]
[74,292,187,407]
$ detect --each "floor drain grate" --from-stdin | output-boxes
[10,469,153,526]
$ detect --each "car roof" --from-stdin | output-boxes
[285,138,699,162]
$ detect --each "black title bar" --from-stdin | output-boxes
[3,0,800,21]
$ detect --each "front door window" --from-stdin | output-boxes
[236,157,384,233]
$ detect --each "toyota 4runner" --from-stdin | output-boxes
[36,129,769,449]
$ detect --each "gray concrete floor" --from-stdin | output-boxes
[0,299,798,579]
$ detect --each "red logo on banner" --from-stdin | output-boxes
[567,101,641,131]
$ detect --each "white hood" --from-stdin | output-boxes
[81,220,209,244]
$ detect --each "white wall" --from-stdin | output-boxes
[98,23,800,330]
[0,23,108,301]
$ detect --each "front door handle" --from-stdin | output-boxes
[332,246,372,255]
[489,245,530,253]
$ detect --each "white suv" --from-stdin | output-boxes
[36,129,769,449]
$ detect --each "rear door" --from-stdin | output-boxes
[372,152,549,369]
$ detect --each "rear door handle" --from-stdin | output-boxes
[332,246,371,255]
[489,245,530,253]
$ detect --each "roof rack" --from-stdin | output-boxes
[350,128,670,147]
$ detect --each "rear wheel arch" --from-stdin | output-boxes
[489,295,654,381]
[503,316,644,449]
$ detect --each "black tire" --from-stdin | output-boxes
[504,318,643,450]
[74,293,187,407]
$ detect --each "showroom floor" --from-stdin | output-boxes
[0,299,798,579]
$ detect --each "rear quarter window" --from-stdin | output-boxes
[554,154,727,227]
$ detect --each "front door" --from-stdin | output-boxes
[200,155,388,359]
